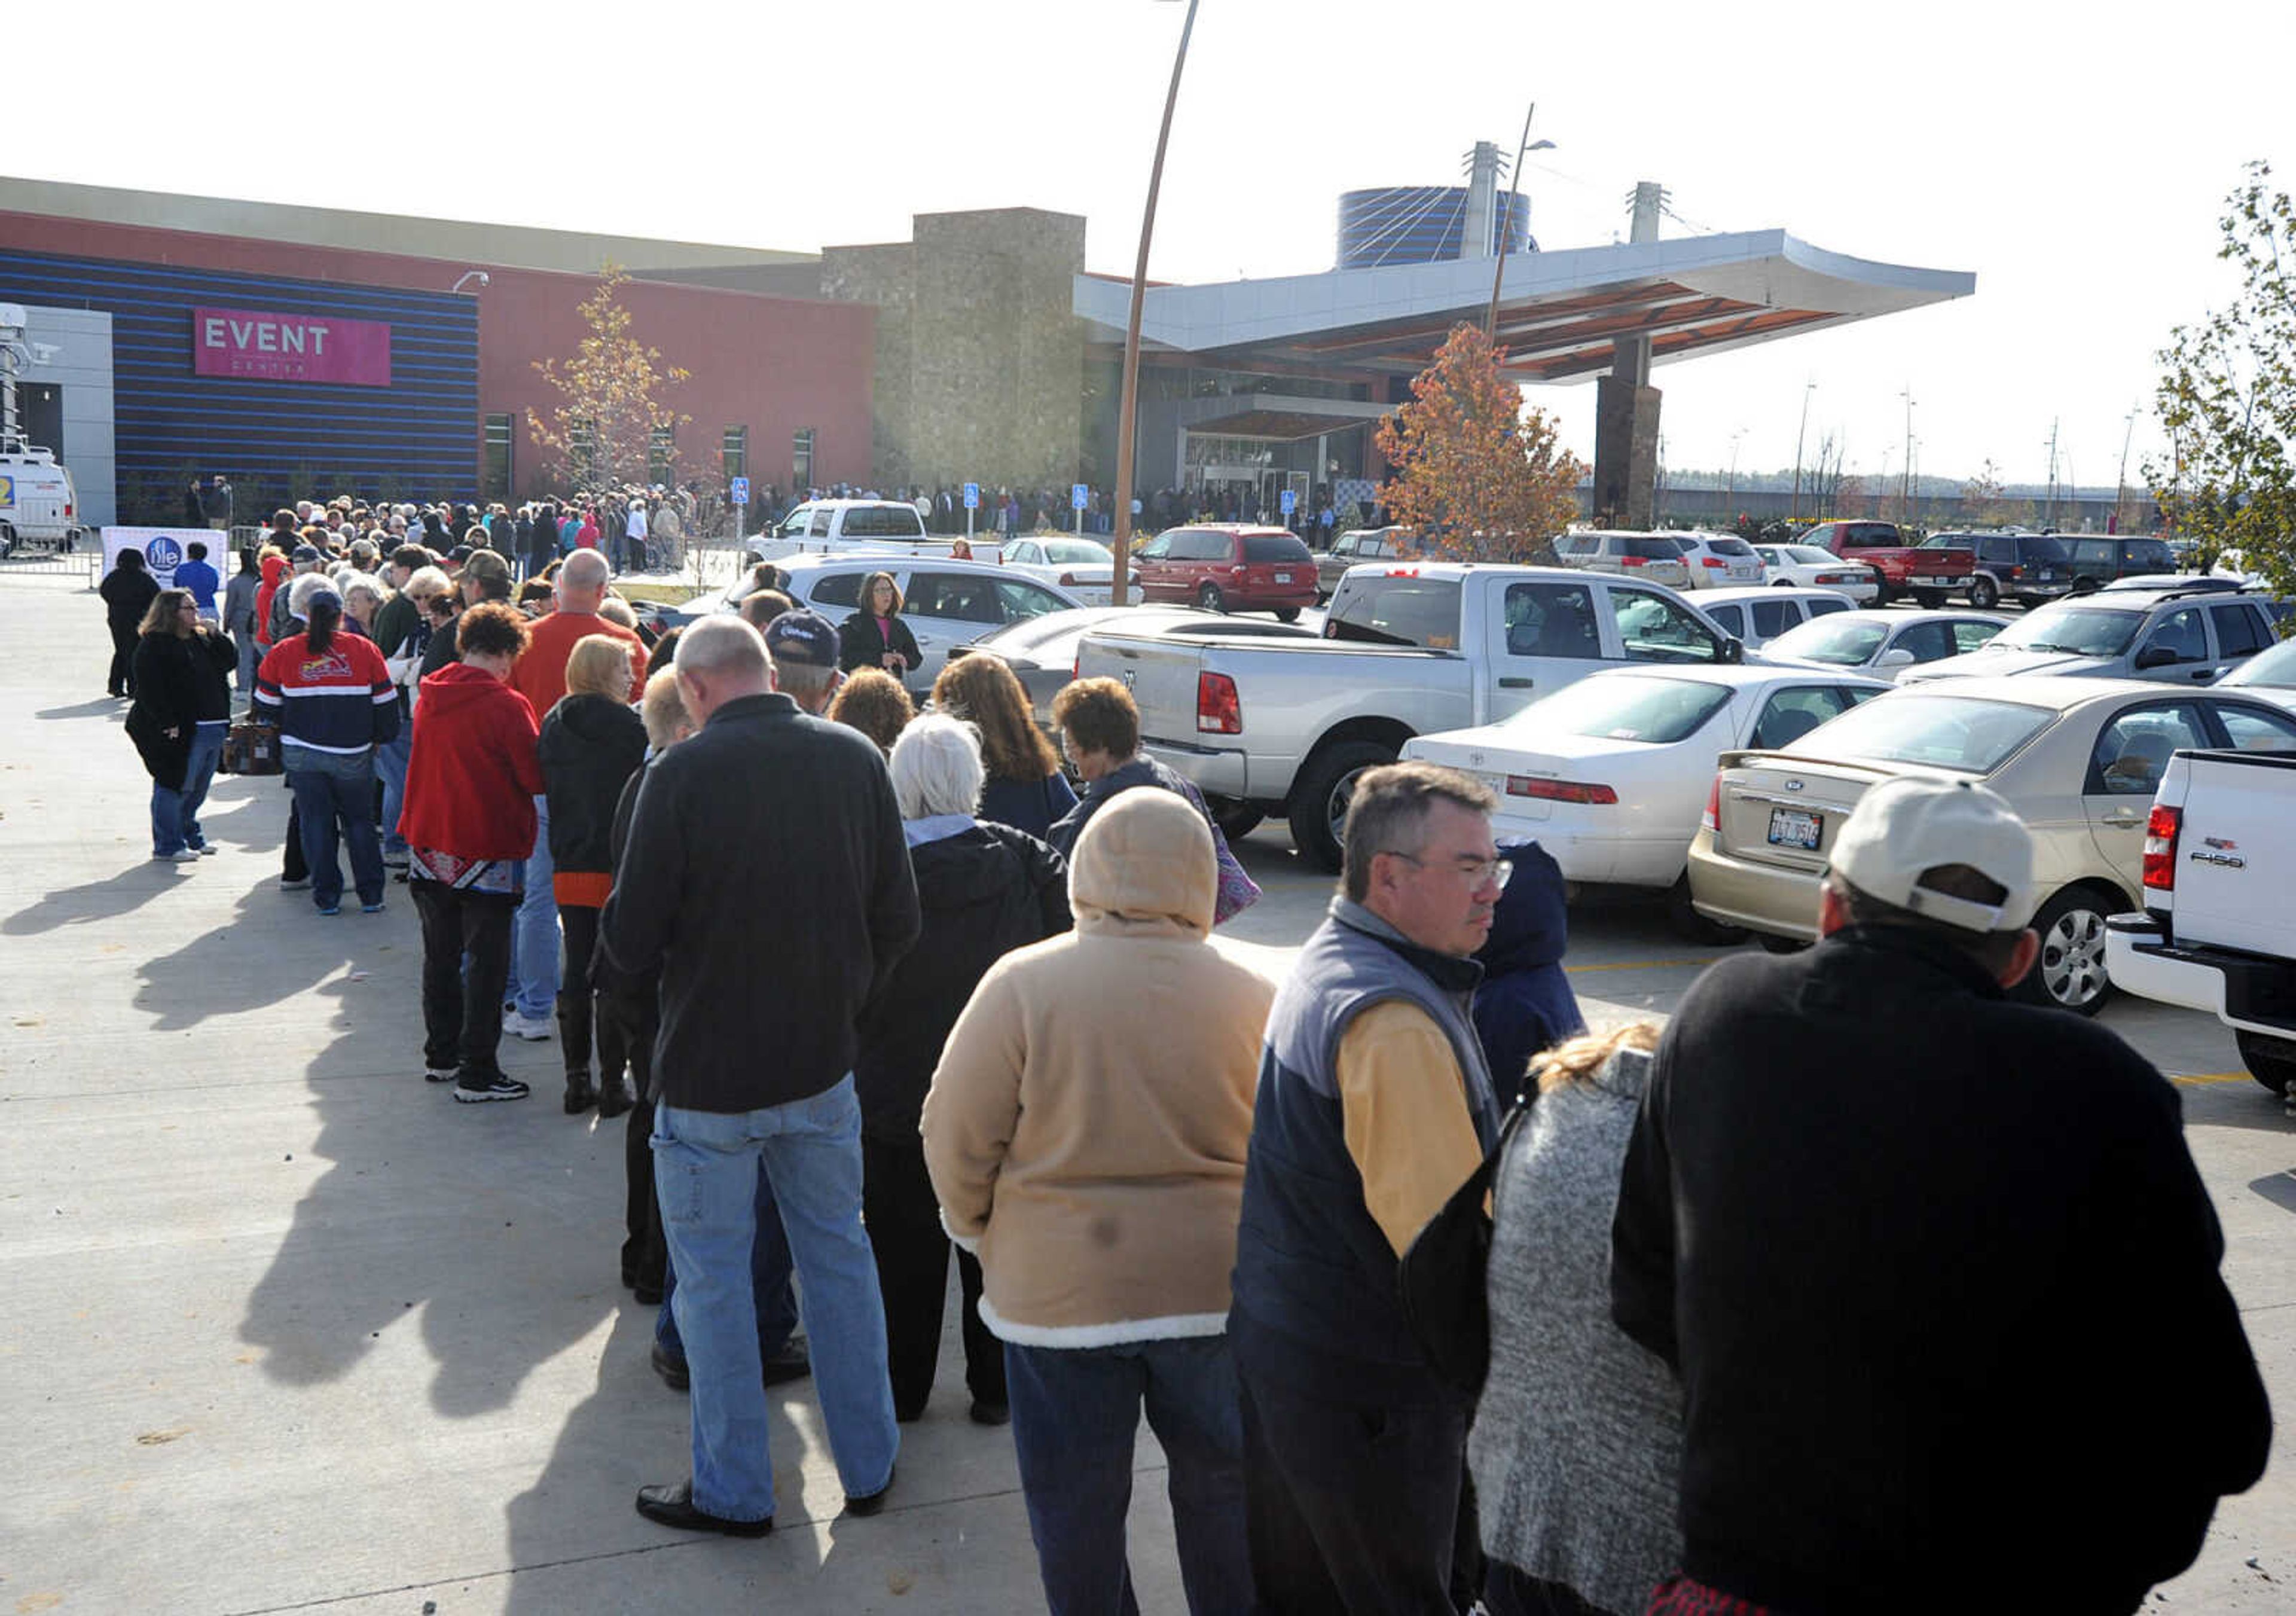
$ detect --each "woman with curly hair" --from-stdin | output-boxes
[930,653,1076,840]
[826,666,915,756]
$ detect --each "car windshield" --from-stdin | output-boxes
[2220,635,2296,688]
[1762,616,1889,665]
[1326,577,1463,648]
[1039,540,1111,565]
[1992,604,2145,656]
[1705,536,1757,557]
[1501,674,1732,745]
[1781,693,2054,774]
[1784,545,1840,565]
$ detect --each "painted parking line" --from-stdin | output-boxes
[1565,957,1720,975]
[2170,1073,2251,1087]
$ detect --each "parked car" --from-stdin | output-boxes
[1073,562,1741,869]
[2213,632,2296,706]
[747,498,954,562]
[1132,525,1318,619]
[1317,526,1418,600]
[1756,608,2007,680]
[2062,533,2179,590]
[1663,531,1766,589]
[1896,584,2283,688]
[1920,530,2076,611]
[1552,530,1696,591]
[1686,676,2296,1011]
[769,553,1082,696]
[1401,664,1887,940]
[1751,542,1880,603]
[2105,746,2296,1093]
[996,536,1139,605]
[949,605,1315,736]
[1692,586,1855,650]
[1797,519,1976,605]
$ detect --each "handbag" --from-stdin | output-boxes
[222,719,283,776]
[1397,1091,1534,1397]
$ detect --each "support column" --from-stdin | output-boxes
[1591,181,1665,528]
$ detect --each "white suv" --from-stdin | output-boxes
[774,554,1082,694]
[1666,531,1766,589]
[1552,531,1694,590]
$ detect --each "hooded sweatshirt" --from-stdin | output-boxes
[1471,839,1586,1100]
[396,663,544,861]
[253,554,288,648]
[536,691,648,904]
[922,788,1275,1347]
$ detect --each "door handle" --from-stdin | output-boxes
[1498,677,1535,689]
[2100,810,2145,827]
[2188,667,2212,681]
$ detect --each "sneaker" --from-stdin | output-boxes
[317,904,341,916]
[842,1465,896,1518]
[154,849,200,863]
[382,852,410,870]
[423,1066,458,1084]
[280,876,312,891]
[191,843,218,856]
[454,1074,531,1104]
[361,902,386,914]
[502,1011,553,1042]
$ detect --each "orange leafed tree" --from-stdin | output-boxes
[1375,323,1583,562]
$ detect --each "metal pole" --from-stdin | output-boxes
[1485,102,1537,342]
[1791,382,1813,522]
[1111,0,1202,614]
[2115,408,2136,538]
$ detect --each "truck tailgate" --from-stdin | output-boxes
[2162,751,2296,956]
[1076,632,1210,741]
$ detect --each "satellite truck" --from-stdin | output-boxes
[0,302,85,557]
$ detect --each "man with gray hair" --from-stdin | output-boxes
[602,614,918,1537]
[1229,760,1509,1608]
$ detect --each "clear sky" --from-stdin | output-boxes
[17,0,2289,493]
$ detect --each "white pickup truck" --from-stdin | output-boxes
[2105,748,2296,1097]
[1074,561,1742,869]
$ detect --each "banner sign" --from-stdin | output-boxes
[102,526,222,591]
[193,307,392,387]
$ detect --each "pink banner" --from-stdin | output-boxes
[192,307,392,387]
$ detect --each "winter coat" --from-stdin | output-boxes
[100,565,159,632]
[836,609,923,676]
[855,820,1071,1144]
[1047,754,1259,923]
[1471,840,1586,1101]
[538,692,648,905]
[396,663,543,861]
[923,788,1274,1347]
[253,554,288,647]
[975,769,1079,842]
[224,568,260,633]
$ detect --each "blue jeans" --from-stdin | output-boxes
[375,722,413,858]
[1005,1337,1254,1616]
[655,1166,799,1362]
[233,629,261,695]
[512,795,558,1019]
[652,1077,897,1522]
[151,724,226,854]
[285,746,383,910]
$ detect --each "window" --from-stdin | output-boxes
[1609,589,1723,663]
[807,571,866,609]
[1503,582,1601,658]
[1007,541,1040,565]
[1750,684,1861,750]
[1750,598,1799,639]
[2209,602,2270,659]
[844,504,926,539]
[1244,533,1312,563]
[1891,621,1958,663]
[1555,533,1596,557]
[1704,602,1745,638]
[2127,539,2175,572]
[2073,539,2115,568]
[1183,530,1232,562]
[1764,617,1888,666]
[995,578,1068,622]
[778,505,813,538]
[2139,607,2208,666]
[1952,619,2003,654]
[1327,576,1464,648]
[1706,536,1757,557]
[2216,703,2296,752]
[1979,537,2016,565]
[1803,694,2056,774]
[1995,604,2145,656]
[481,413,514,502]
[2090,703,2210,795]
[1807,596,1850,617]
[808,508,832,538]
[907,571,1001,624]
[721,425,748,486]
[1503,674,1731,744]
[1626,536,1683,560]
[1137,533,1173,562]
[648,424,675,487]
[792,427,816,490]
[1845,523,1899,549]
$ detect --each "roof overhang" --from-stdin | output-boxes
[1074,230,1973,384]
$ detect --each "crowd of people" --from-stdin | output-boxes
[105,498,2273,1615]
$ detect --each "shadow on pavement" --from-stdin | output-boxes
[35,696,128,721]
[4,860,196,935]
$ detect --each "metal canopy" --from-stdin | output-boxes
[1073,229,1973,385]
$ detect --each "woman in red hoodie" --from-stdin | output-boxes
[398,602,545,1103]
[252,549,288,650]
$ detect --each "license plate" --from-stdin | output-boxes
[1767,806,1822,850]
[1274,572,1293,583]
[1912,575,1953,586]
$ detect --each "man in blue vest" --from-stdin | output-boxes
[1230,761,1505,1612]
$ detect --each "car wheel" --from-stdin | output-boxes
[2236,1030,2296,1097]
[1967,575,2000,610]
[2016,886,2116,1015]
[1274,606,1302,624]
[1913,589,1946,609]
[1772,578,1797,588]
[1286,739,1396,873]
[1196,583,1226,612]
[1208,797,1265,842]
[1668,874,1748,946]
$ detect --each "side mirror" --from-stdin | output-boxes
[1718,635,1745,665]
[1875,647,1918,669]
[2135,644,2181,670]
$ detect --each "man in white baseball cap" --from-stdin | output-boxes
[1610,775,2270,1615]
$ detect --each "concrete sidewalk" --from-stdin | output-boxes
[0,583,1171,1614]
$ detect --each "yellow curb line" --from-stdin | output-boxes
[2170,1073,2250,1086]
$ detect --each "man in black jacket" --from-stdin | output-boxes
[602,615,920,1538]
[1611,777,2271,1615]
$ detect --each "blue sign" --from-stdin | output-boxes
[963,481,981,510]
[1072,483,1089,511]
[729,477,750,505]
[1280,488,1297,516]
[145,535,184,571]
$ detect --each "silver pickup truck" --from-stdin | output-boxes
[1074,561,1742,870]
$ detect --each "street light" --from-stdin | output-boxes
[1110,0,1202,613]
[1485,103,1556,340]
[451,271,490,294]
[1790,381,1816,521]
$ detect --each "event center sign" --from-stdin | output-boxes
[193,307,392,386]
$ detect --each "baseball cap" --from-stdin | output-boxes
[291,544,321,563]
[1827,777,2036,933]
[764,608,838,669]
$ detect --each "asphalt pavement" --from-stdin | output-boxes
[2,572,2288,1613]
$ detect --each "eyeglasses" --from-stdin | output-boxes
[1382,851,1513,891]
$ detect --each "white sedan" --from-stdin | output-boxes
[1755,608,2008,681]
[1400,664,1889,939]
[1752,542,1880,603]
[999,536,1140,606]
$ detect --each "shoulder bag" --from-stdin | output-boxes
[1397,1090,1534,1397]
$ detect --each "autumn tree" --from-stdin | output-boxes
[1962,458,2013,526]
[526,265,693,498]
[2147,162,2296,603]
[1375,324,1583,561]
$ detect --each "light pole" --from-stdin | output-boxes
[2114,406,2137,535]
[1110,0,1201,613]
[1484,103,1556,341]
[1900,386,1915,524]
[1725,426,1744,525]
[1790,381,1815,522]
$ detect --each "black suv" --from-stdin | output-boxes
[2062,533,2178,590]
[1920,531,2075,611]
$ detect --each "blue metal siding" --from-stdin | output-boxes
[0,247,477,510]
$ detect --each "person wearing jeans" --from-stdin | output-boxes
[254,586,399,916]
[651,1171,803,1385]
[923,789,1275,1613]
[129,589,236,859]
[285,747,386,913]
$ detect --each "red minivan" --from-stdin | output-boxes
[1134,525,1320,620]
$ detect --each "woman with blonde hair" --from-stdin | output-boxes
[1470,1021,1684,1616]
[826,666,915,755]
[930,654,1077,840]
[538,633,649,1115]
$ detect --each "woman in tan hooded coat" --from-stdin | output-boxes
[923,787,1273,1615]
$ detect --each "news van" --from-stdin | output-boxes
[0,439,83,556]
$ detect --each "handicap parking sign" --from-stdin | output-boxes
[1280,489,1297,516]
[963,481,980,510]
[1072,484,1089,511]
[729,477,750,505]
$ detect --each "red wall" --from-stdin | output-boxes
[0,211,875,501]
